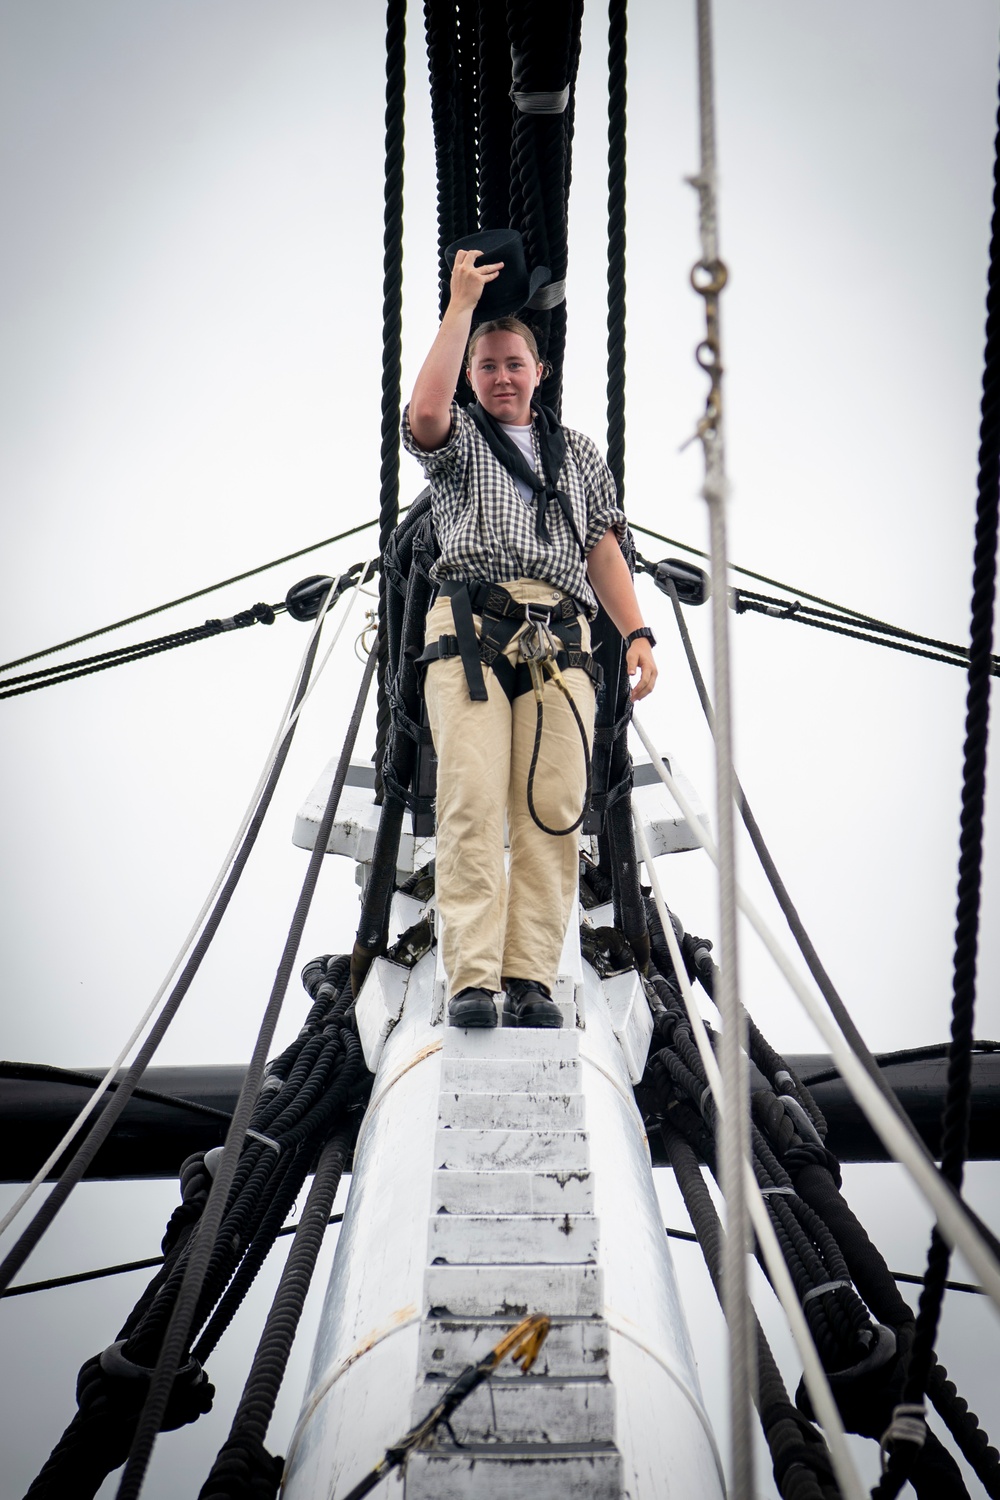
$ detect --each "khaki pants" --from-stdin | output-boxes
[424,579,596,999]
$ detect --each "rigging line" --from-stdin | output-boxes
[734,587,988,660]
[630,713,1000,1310]
[657,572,996,1201]
[0,604,282,701]
[632,811,865,1500]
[115,641,379,1500]
[733,593,999,676]
[3,1219,983,1302]
[631,519,919,634]
[0,1215,347,1299]
[880,46,1000,1498]
[0,576,349,1250]
[0,614,331,1295]
[372,0,406,799]
[686,3,754,1492]
[0,513,394,676]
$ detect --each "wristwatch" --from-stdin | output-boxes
[624,626,656,649]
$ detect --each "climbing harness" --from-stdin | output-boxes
[418,579,599,835]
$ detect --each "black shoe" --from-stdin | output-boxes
[502,978,563,1029]
[448,987,498,1028]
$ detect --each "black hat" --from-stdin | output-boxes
[444,228,552,322]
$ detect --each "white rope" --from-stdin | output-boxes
[632,811,868,1500]
[0,572,369,1244]
[685,2,754,1492]
[631,712,1000,1311]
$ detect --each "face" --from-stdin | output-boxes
[466,331,543,425]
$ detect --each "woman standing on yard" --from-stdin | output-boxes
[403,230,656,1030]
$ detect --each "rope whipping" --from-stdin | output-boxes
[0,517,386,678]
[606,0,627,504]
[0,620,329,1299]
[373,0,406,802]
[875,42,1000,1500]
[685,1,755,1489]
[111,645,378,1500]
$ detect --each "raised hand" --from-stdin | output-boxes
[449,247,504,313]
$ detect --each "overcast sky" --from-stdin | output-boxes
[1,3,998,1497]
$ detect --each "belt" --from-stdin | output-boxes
[419,579,601,703]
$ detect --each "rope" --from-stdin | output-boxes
[113,644,379,1500]
[876,42,1000,1500]
[633,812,866,1500]
[0,604,281,701]
[630,712,1000,1309]
[0,516,388,678]
[685,4,755,1491]
[373,0,407,801]
[732,588,999,675]
[0,576,357,1245]
[606,0,627,504]
[196,1130,353,1499]
[0,625,329,1298]
[657,572,982,1182]
[0,1217,346,1301]
[660,1123,839,1500]
[631,519,968,640]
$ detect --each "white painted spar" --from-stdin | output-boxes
[284,761,724,1499]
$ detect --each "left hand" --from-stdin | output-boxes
[626,639,657,701]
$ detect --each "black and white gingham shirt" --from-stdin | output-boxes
[402,402,626,619]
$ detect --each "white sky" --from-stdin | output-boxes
[1,2,998,1497]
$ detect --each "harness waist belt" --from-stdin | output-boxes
[420,580,601,703]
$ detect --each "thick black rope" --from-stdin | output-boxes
[196,1129,353,1500]
[0,604,278,700]
[606,0,627,504]
[476,0,512,231]
[0,627,325,1301]
[660,1120,839,1500]
[875,47,1000,1500]
[113,644,378,1500]
[732,589,999,676]
[0,517,385,678]
[373,0,407,802]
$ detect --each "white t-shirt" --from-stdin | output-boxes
[504,423,536,504]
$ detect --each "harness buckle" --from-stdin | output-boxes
[522,601,553,625]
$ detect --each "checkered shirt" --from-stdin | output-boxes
[401,402,626,619]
